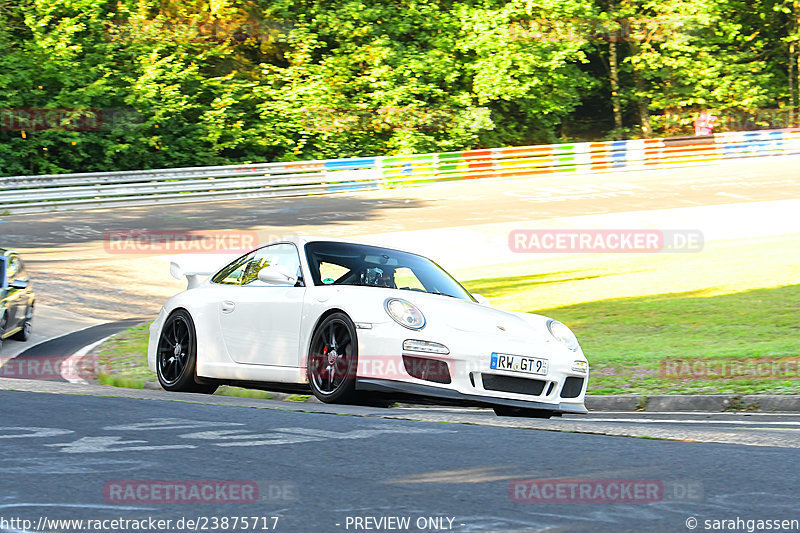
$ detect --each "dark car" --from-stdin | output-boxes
[0,249,35,350]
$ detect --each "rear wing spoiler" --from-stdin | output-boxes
[170,261,213,290]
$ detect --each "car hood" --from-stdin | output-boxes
[395,290,552,342]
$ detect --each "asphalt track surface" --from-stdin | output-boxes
[3,156,800,250]
[17,320,145,358]
[0,306,103,358]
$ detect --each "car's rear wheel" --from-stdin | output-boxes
[156,309,217,394]
[11,303,33,341]
[493,406,556,419]
[307,312,358,403]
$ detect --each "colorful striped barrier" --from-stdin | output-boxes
[1,127,799,213]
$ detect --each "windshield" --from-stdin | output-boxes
[305,241,475,301]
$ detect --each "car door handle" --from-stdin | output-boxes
[221,301,235,314]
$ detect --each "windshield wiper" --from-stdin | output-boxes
[397,287,459,299]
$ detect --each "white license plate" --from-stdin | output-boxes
[490,353,548,375]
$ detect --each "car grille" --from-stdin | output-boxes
[560,377,584,398]
[481,374,546,396]
[402,355,452,384]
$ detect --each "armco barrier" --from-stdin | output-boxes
[1,128,799,214]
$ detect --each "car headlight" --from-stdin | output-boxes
[546,319,579,351]
[385,298,425,330]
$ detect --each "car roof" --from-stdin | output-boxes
[248,237,429,261]
[258,235,364,247]
[294,236,433,259]
[297,235,355,246]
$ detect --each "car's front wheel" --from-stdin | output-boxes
[11,303,33,342]
[307,312,358,403]
[0,313,6,351]
[156,309,217,394]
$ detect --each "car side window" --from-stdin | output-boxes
[244,244,302,286]
[211,251,256,285]
[212,244,302,286]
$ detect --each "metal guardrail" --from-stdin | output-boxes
[1,128,799,214]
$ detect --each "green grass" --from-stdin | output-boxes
[285,394,311,402]
[549,286,800,394]
[99,374,146,389]
[96,322,152,387]
[215,386,274,400]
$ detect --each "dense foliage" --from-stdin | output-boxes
[1,0,798,175]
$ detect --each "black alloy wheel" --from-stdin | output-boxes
[307,312,358,403]
[156,309,217,394]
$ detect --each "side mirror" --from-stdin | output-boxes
[472,293,491,307]
[257,266,297,286]
[9,279,28,290]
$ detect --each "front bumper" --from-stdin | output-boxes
[356,378,588,414]
[354,321,589,414]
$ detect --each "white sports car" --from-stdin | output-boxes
[147,237,589,417]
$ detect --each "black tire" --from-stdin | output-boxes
[11,303,33,341]
[307,312,358,403]
[0,312,6,351]
[156,309,217,394]
[493,406,556,419]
